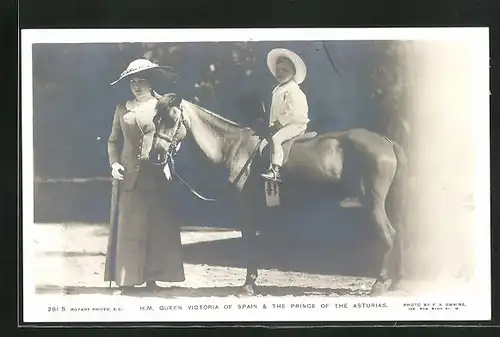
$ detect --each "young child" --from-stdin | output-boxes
[261,48,309,181]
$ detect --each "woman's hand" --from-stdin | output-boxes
[111,162,125,180]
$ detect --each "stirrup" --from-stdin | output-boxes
[261,169,281,182]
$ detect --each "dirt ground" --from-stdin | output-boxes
[31,223,474,299]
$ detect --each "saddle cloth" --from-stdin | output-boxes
[259,131,318,166]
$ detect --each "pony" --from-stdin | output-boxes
[150,93,408,296]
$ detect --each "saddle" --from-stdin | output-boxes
[259,131,318,167]
[258,131,317,206]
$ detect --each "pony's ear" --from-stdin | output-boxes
[158,93,182,108]
[170,93,182,108]
[155,99,168,117]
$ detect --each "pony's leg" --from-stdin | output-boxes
[387,192,405,290]
[362,163,396,296]
[239,189,260,296]
[241,226,259,295]
[367,203,395,296]
[388,226,405,291]
[387,167,406,290]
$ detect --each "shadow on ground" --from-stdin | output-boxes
[36,207,383,279]
[181,201,383,279]
[35,181,387,280]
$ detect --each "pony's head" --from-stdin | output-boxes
[149,93,188,164]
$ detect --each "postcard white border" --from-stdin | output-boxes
[21,28,491,323]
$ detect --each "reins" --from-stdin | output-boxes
[151,104,263,203]
[151,109,219,201]
[166,145,218,202]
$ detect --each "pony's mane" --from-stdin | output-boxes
[185,100,249,131]
[157,93,256,135]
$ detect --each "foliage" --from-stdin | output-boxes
[369,41,412,151]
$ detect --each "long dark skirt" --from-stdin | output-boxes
[104,166,185,287]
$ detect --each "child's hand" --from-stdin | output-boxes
[268,123,279,136]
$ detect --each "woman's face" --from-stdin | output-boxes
[130,77,152,97]
[275,58,295,83]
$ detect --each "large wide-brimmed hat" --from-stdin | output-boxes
[267,48,307,84]
[110,58,178,86]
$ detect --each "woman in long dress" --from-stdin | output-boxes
[103,58,185,294]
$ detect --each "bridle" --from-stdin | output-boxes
[150,107,187,166]
[150,104,218,202]
[149,101,264,203]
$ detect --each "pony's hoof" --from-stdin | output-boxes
[240,284,256,297]
[146,281,162,293]
[388,279,404,292]
[119,286,135,296]
[146,286,161,294]
[369,280,387,297]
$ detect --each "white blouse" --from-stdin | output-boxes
[269,80,309,127]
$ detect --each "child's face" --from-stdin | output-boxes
[275,59,295,83]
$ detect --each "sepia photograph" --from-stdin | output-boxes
[21,28,490,323]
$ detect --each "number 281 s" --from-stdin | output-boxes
[48,306,66,312]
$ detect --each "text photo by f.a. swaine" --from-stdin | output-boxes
[26,32,489,315]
